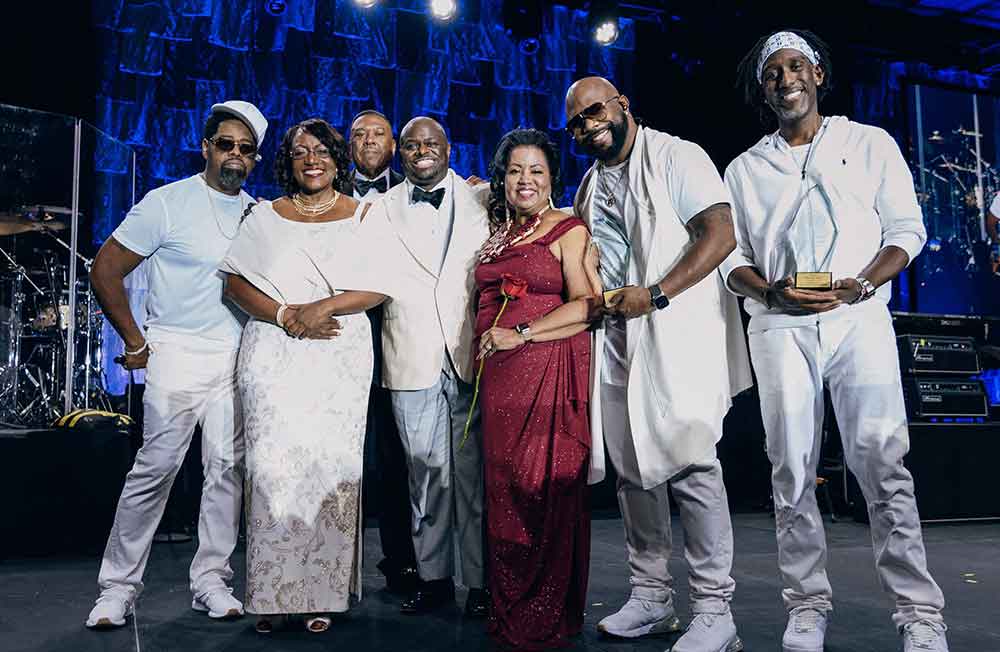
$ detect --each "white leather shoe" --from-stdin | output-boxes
[85,594,133,629]
[902,620,949,652]
[597,596,681,638]
[672,612,743,652]
[782,606,828,652]
[191,588,244,619]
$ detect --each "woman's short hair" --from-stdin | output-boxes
[274,118,352,197]
[486,128,563,230]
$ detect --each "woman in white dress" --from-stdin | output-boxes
[221,118,388,633]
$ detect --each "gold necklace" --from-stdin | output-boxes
[201,174,243,240]
[291,190,340,217]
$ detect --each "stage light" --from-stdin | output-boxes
[265,0,287,17]
[587,0,620,46]
[353,0,379,7]
[502,0,543,56]
[429,0,457,21]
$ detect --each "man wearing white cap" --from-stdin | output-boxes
[725,30,948,652]
[85,101,268,629]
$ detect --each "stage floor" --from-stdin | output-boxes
[3,513,997,652]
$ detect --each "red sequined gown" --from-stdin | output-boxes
[474,217,591,650]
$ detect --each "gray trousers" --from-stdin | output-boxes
[390,364,485,588]
[749,304,945,628]
[602,382,736,614]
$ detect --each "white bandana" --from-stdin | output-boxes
[756,31,819,83]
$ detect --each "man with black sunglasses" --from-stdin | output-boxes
[566,77,752,652]
[85,101,267,630]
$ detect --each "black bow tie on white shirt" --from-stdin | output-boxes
[411,186,445,210]
[354,176,387,196]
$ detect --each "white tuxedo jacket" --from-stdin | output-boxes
[365,170,490,390]
[576,126,754,489]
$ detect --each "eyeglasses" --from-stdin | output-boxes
[290,146,333,160]
[207,136,258,158]
[565,95,621,134]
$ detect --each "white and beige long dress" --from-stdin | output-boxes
[221,199,386,615]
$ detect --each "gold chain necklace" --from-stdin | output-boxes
[291,190,340,217]
[201,174,243,240]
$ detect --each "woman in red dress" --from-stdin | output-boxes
[474,128,602,650]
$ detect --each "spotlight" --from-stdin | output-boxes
[264,0,287,17]
[429,0,457,21]
[502,0,543,56]
[353,0,379,7]
[587,0,620,46]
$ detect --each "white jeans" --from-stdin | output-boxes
[749,303,945,628]
[97,342,244,601]
[602,383,736,614]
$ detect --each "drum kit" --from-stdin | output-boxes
[912,125,1000,274]
[0,209,111,427]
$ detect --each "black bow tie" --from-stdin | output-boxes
[354,176,388,196]
[411,186,446,210]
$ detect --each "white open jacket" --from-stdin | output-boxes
[575,126,753,489]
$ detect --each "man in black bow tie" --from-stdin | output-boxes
[360,116,490,617]
[349,109,416,598]
[350,110,404,200]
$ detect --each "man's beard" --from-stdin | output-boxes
[218,165,247,192]
[584,116,629,161]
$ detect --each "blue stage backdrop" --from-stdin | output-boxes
[91,0,639,243]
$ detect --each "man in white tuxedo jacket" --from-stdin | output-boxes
[362,117,490,616]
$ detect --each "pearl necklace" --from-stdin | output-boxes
[479,212,543,263]
[291,190,340,217]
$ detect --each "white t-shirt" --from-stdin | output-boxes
[111,174,251,351]
[989,192,1000,217]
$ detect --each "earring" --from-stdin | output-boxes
[548,196,556,210]
[506,203,516,223]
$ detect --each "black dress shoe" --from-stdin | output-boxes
[382,565,420,595]
[464,587,490,618]
[400,579,455,614]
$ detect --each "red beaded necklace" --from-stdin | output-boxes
[479,211,543,263]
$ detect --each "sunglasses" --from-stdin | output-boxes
[207,136,258,158]
[566,95,621,134]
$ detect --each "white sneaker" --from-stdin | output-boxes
[903,620,949,652]
[597,596,681,638]
[782,606,828,652]
[85,594,133,629]
[672,612,743,652]
[191,588,244,619]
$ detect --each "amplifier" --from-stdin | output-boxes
[896,335,980,375]
[892,311,983,340]
[903,377,988,419]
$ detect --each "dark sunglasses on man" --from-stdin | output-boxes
[565,95,622,134]
[207,135,261,161]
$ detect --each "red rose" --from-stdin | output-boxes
[500,274,528,300]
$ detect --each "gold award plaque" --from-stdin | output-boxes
[794,272,833,290]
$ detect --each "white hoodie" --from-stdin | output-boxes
[721,116,926,332]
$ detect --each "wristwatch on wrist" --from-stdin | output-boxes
[514,322,533,341]
[648,284,670,310]
[853,276,876,304]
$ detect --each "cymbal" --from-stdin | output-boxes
[954,127,982,138]
[928,130,945,143]
[0,212,67,234]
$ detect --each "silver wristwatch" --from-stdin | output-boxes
[853,276,876,304]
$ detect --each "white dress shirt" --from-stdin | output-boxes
[400,175,453,274]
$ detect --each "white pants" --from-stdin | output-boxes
[602,383,735,614]
[97,342,244,601]
[749,303,945,628]
[389,364,484,587]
